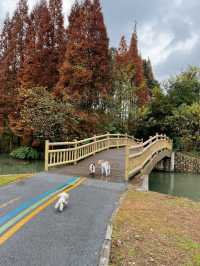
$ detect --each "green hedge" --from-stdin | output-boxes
[10,146,39,160]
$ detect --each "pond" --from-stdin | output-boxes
[0,154,44,175]
[149,172,200,202]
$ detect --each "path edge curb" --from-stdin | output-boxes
[98,186,129,266]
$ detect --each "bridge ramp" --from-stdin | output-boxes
[51,148,126,183]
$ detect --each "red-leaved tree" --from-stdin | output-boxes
[55,0,110,110]
[0,0,29,136]
[49,0,66,86]
[129,27,150,107]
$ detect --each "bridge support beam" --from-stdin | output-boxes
[170,152,175,172]
[138,175,149,192]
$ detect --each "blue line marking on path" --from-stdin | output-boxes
[0,177,79,226]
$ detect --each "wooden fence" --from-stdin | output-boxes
[45,133,141,171]
[125,134,173,180]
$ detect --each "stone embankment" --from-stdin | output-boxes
[175,152,200,174]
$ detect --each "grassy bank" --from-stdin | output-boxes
[110,188,200,266]
[0,174,33,187]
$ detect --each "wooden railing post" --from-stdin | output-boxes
[125,133,128,146]
[117,133,120,148]
[107,132,110,149]
[125,144,129,181]
[74,139,78,164]
[93,135,97,155]
[45,140,49,171]
[156,133,159,140]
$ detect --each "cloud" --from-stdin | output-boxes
[105,0,200,80]
[0,0,200,81]
[0,0,74,23]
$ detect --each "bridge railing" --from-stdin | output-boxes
[125,134,173,180]
[45,133,141,171]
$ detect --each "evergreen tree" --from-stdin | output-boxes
[143,58,159,95]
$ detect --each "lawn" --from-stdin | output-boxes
[0,174,33,187]
[110,187,200,266]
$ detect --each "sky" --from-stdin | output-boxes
[0,0,200,81]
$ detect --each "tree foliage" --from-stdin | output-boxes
[0,0,167,153]
[166,66,200,106]
[55,0,111,110]
[129,28,150,107]
[20,87,76,142]
[143,58,159,94]
[168,103,200,151]
[10,146,39,160]
[112,36,135,128]
[130,67,200,153]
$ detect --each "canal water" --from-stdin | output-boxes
[0,154,44,175]
[149,172,200,202]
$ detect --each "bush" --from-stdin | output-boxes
[10,146,39,160]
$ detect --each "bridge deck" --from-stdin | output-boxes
[50,148,126,183]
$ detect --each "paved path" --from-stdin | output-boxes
[51,148,126,183]
[0,173,126,266]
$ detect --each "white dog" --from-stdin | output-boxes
[98,160,111,177]
[55,192,69,212]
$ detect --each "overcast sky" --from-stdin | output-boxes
[0,0,200,81]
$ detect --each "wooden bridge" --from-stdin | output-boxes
[45,133,173,187]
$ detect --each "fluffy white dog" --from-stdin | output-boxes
[98,160,111,177]
[55,192,69,212]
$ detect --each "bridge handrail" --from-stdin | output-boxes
[47,134,141,147]
[125,134,173,180]
[45,132,172,179]
[45,133,141,171]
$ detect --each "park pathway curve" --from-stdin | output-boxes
[0,172,126,266]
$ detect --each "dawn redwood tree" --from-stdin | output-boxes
[49,0,66,86]
[0,0,29,136]
[55,1,87,105]
[56,0,110,110]
[11,0,54,143]
[0,15,11,134]
[87,0,111,108]
[19,0,55,89]
[129,27,150,107]
[0,15,11,107]
[0,0,29,95]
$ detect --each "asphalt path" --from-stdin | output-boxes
[0,173,126,266]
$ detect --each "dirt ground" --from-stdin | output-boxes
[110,187,200,266]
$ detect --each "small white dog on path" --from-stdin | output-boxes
[98,160,111,177]
[55,192,69,212]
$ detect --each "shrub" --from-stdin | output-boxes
[10,146,39,160]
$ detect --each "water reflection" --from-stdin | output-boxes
[149,172,200,201]
[0,154,44,175]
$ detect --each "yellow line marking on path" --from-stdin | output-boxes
[0,178,85,246]
[0,198,21,210]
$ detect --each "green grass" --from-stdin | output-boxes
[0,174,33,187]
